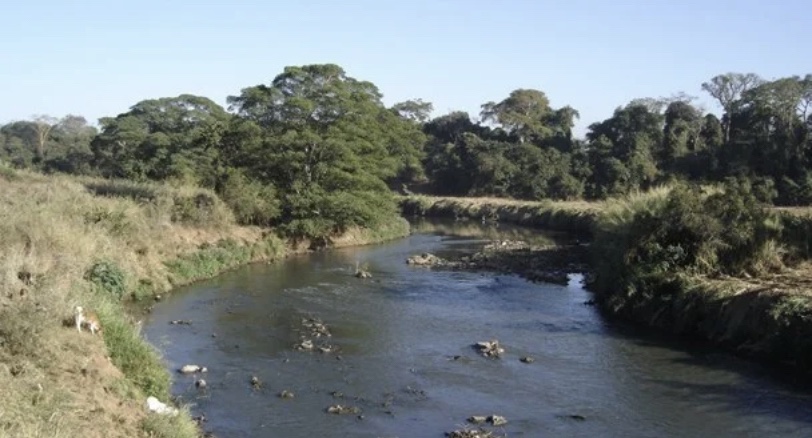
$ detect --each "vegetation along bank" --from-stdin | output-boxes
[2,64,812,435]
[400,186,812,375]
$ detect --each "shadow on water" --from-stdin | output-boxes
[143,220,812,438]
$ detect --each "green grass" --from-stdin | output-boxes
[165,236,287,284]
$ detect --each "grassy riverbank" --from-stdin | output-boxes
[398,194,602,236]
[0,166,408,438]
[399,190,812,374]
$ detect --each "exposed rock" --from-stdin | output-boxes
[169,319,192,325]
[474,340,505,358]
[178,364,207,374]
[302,317,331,338]
[295,339,314,351]
[250,376,262,388]
[520,356,535,364]
[326,404,362,415]
[279,390,294,399]
[467,415,508,426]
[409,240,590,286]
[406,253,446,266]
[488,415,508,426]
[195,379,207,389]
[446,428,503,438]
[483,240,528,251]
[145,396,178,416]
[355,270,372,279]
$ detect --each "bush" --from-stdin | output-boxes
[592,181,783,294]
[216,168,281,226]
[85,260,127,299]
[102,312,170,397]
[168,191,234,227]
[279,188,399,242]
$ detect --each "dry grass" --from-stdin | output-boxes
[398,194,603,236]
[0,166,269,438]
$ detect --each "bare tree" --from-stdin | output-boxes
[31,114,58,160]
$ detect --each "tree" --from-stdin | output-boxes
[43,115,97,174]
[701,73,763,142]
[546,105,581,152]
[227,64,412,238]
[28,115,58,161]
[480,89,554,144]
[0,121,37,166]
[91,94,229,184]
[662,100,702,166]
[391,99,433,124]
[585,102,663,196]
[423,111,488,144]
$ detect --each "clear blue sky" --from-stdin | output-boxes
[1,0,809,136]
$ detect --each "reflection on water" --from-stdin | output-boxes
[144,222,812,438]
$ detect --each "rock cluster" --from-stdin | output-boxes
[474,340,505,359]
[295,316,337,353]
[406,239,589,286]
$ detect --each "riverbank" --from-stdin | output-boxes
[398,193,812,376]
[398,194,601,237]
[0,167,408,438]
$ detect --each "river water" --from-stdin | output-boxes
[143,220,812,438]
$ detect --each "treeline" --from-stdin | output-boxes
[2,65,811,238]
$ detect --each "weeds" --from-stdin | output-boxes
[86,261,127,299]
[0,169,266,437]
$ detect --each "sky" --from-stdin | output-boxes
[1,0,809,137]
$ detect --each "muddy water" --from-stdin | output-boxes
[144,221,812,438]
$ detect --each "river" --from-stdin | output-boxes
[143,220,812,438]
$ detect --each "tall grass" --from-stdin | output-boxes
[397,194,601,236]
[0,165,413,437]
[0,167,266,438]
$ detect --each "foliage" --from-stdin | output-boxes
[91,94,229,185]
[226,64,414,239]
[166,236,286,284]
[216,168,281,226]
[592,181,783,294]
[85,260,127,299]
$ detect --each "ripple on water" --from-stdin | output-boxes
[144,225,812,438]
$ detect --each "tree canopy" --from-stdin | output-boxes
[3,64,812,238]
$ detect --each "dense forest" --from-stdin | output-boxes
[2,64,811,238]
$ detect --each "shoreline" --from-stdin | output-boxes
[0,169,411,438]
[398,194,812,379]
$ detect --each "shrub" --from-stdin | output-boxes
[279,188,399,242]
[85,260,127,299]
[168,191,234,227]
[592,181,783,294]
[216,168,281,226]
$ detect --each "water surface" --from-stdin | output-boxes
[144,221,812,438]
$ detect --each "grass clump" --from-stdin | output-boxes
[166,235,286,284]
[86,260,127,300]
[397,194,600,236]
[141,409,201,438]
[0,169,270,437]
